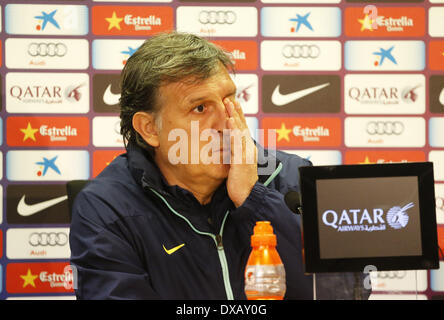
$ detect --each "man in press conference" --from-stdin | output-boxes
[69,31,370,300]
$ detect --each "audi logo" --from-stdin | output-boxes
[198,10,237,24]
[114,120,121,135]
[366,121,404,135]
[375,271,407,279]
[28,232,68,247]
[28,43,67,57]
[437,196,444,211]
[282,45,320,59]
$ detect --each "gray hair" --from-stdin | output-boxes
[119,31,235,152]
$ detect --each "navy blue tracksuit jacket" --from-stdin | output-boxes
[69,142,368,299]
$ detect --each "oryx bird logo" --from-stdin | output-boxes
[387,202,414,229]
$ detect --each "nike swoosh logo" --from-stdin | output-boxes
[17,195,68,217]
[271,82,330,106]
[163,243,185,255]
[439,88,444,106]
[103,84,121,106]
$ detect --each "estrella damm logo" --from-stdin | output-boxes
[93,150,125,178]
[261,117,341,148]
[344,7,425,37]
[7,117,89,147]
[430,41,444,71]
[6,262,74,294]
[344,150,425,164]
[92,6,173,36]
[211,40,258,71]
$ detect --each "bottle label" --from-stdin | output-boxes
[245,264,286,299]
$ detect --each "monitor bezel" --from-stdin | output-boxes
[299,162,439,273]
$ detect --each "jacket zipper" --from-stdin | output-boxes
[213,211,234,300]
[148,188,234,300]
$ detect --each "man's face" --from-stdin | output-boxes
[154,64,238,183]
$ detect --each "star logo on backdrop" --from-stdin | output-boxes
[276,123,292,142]
[289,12,313,33]
[373,46,397,67]
[20,122,38,142]
[358,14,375,31]
[358,156,373,164]
[106,155,118,166]
[20,269,38,288]
[121,46,138,56]
[121,46,140,65]
[34,10,60,31]
[35,156,61,176]
[106,11,123,31]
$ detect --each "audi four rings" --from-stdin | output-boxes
[198,10,237,24]
[282,44,320,59]
[29,232,69,247]
[437,196,444,210]
[28,43,68,57]
[366,121,405,135]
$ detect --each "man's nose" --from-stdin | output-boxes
[212,99,229,132]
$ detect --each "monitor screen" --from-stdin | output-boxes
[299,162,439,273]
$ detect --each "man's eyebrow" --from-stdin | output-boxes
[187,96,207,104]
[187,88,237,105]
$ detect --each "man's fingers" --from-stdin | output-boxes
[224,98,235,118]
[227,117,235,130]
[224,98,247,131]
[223,98,257,165]
[233,99,246,124]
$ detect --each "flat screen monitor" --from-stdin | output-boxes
[299,162,439,273]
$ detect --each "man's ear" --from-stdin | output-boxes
[132,111,160,148]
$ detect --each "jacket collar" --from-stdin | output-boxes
[256,143,282,186]
[126,142,231,213]
[127,142,193,203]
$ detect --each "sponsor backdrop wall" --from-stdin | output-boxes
[0,0,443,300]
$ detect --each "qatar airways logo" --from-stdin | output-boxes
[9,83,84,104]
[322,202,414,232]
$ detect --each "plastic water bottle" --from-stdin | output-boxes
[244,221,286,300]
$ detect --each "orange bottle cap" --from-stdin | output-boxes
[251,221,277,247]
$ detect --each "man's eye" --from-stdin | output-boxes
[193,104,205,113]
